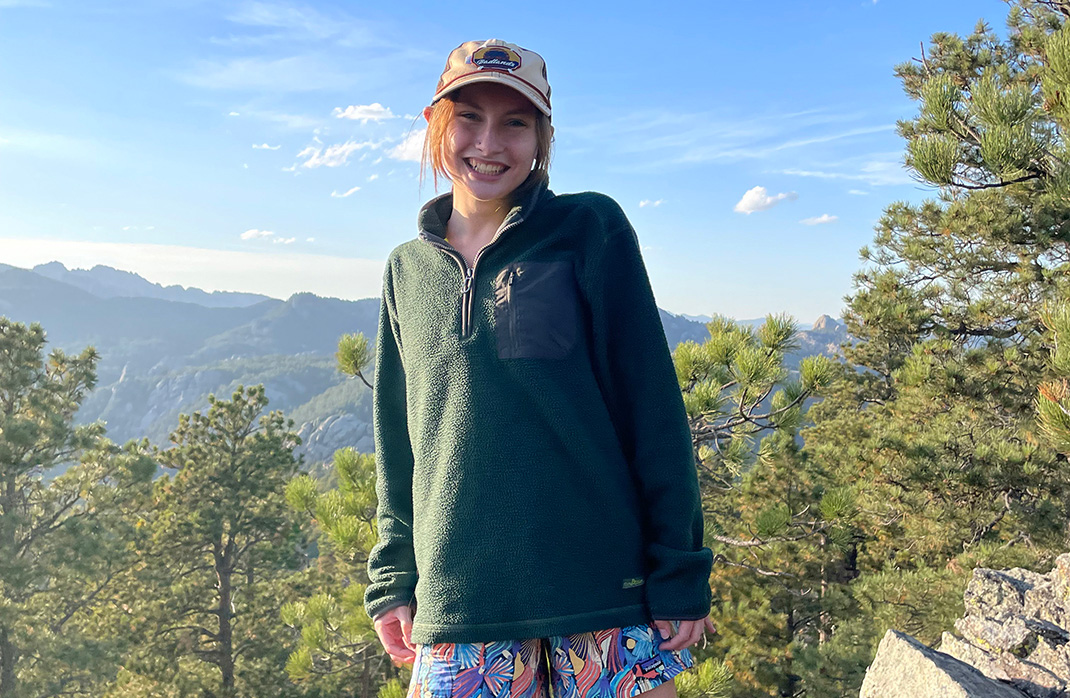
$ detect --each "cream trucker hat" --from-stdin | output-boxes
[433,39,552,118]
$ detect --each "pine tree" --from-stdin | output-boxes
[798,0,1070,692]
[674,316,841,697]
[0,318,154,698]
[110,385,312,698]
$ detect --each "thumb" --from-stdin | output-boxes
[653,620,673,640]
[397,605,415,649]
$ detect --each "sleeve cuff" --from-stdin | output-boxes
[364,572,418,620]
[645,542,714,620]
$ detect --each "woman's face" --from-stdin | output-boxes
[442,82,539,205]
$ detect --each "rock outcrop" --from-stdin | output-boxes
[860,554,1070,697]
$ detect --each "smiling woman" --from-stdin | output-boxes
[363,38,715,698]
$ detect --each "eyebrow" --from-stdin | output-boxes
[454,101,534,116]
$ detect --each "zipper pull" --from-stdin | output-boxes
[462,266,474,294]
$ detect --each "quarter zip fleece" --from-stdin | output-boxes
[364,180,713,645]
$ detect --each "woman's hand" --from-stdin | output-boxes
[373,604,417,665]
[654,615,716,652]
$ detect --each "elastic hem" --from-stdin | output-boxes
[410,603,650,645]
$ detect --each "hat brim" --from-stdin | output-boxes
[433,72,551,117]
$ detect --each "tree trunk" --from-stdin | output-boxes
[0,474,17,698]
[215,540,236,698]
[0,626,16,698]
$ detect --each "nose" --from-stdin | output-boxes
[476,122,502,154]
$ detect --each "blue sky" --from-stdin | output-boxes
[0,0,1009,323]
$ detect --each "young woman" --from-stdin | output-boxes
[364,39,715,698]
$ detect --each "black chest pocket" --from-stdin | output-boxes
[493,260,580,360]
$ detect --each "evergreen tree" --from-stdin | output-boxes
[0,318,153,698]
[110,385,312,698]
[674,317,846,697]
[798,0,1070,692]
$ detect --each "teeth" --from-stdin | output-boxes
[470,160,505,175]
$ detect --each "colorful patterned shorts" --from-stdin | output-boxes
[406,622,693,698]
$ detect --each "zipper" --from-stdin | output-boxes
[423,214,526,338]
[506,267,518,355]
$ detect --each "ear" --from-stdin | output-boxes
[422,106,434,123]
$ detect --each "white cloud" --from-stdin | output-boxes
[298,139,380,168]
[306,237,315,242]
[0,237,384,302]
[253,143,281,150]
[388,128,425,162]
[639,199,664,208]
[779,157,910,187]
[331,186,361,198]
[228,111,241,116]
[333,103,395,122]
[800,214,838,225]
[241,228,274,240]
[273,236,296,244]
[242,163,249,168]
[733,186,798,215]
[848,189,868,195]
[368,173,379,181]
[372,156,383,165]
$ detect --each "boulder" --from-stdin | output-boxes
[860,630,1028,697]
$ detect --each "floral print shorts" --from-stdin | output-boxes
[406,622,693,698]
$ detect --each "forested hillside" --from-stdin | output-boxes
[0,262,843,468]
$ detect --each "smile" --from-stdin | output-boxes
[466,158,508,176]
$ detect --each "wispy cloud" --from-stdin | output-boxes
[734,186,798,215]
[777,154,910,186]
[334,103,396,122]
[253,143,281,150]
[800,214,838,225]
[639,199,664,208]
[848,189,868,195]
[570,105,896,172]
[178,55,357,92]
[331,186,361,198]
[368,173,379,181]
[228,111,241,116]
[241,228,274,240]
[388,129,424,162]
[297,139,380,168]
[273,236,296,244]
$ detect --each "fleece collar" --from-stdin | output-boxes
[417,177,552,242]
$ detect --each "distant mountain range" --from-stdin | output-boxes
[0,262,847,466]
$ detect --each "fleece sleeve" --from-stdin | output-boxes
[581,204,713,621]
[363,262,419,621]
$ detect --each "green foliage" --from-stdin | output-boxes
[787,2,1070,695]
[0,317,154,698]
[112,385,316,698]
[284,448,389,691]
[336,332,372,379]
[675,658,733,698]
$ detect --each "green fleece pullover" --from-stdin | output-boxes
[364,180,713,645]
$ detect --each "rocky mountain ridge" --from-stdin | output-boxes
[0,262,847,466]
[862,556,1070,697]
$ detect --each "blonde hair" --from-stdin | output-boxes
[420,94,554,198]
